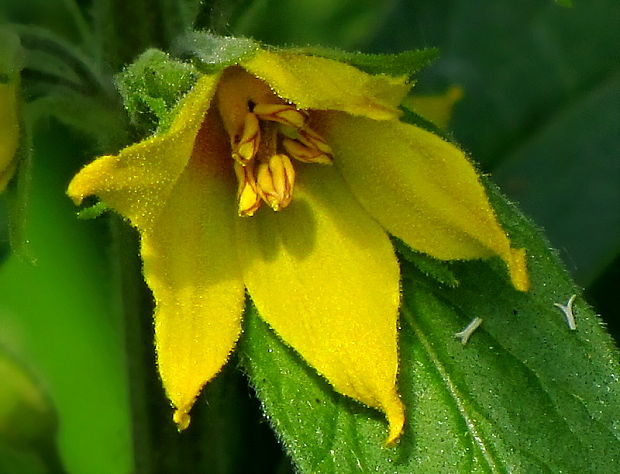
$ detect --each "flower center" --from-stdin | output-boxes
[216,68,333,217]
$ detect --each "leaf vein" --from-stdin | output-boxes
[402,305,501,474]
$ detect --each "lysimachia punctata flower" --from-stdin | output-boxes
[67,48,529,444]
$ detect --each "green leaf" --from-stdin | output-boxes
[286,45,438,78]
[175,32,435,80]
[239,183,620,472]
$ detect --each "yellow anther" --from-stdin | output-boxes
[253,103,309,130]
[298,127,334,157]
[256,154,295,211]
[232,113,260,165]
[234,161,262,217]
[282,138,333,164]
[226,101,330,214]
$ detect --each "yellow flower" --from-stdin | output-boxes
[67,49,528,444]
[0,78,19,191]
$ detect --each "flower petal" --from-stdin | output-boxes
[318,113,529,291]
[145,114,245,429]
[237,164,405,443]
[242,50,409,121]
[67,74,220,231]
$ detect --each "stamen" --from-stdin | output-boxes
[253,103,309,130]
[231,113,260,165]
[224,96,334,215]
[234,161,261,217]
[298,127,334,156]
[256,154,295,211]
[282,137,333,164]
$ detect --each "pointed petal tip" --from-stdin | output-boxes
[173,408,191,431]
[66,181,85,205]
[66,170,90,205]
[66,155,117,205]
[508,247,529,292]
[383,390,405,446]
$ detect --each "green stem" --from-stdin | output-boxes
[109,219,203,473]
[109,219,152,473]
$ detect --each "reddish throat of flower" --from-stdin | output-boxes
[216,67,334,217]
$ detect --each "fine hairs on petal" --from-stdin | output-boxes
[237,164,403,445]
[508,247,529,292]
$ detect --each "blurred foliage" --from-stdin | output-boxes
[0,0,618,472]
[0,344,62,474]
[0,121,133,473]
